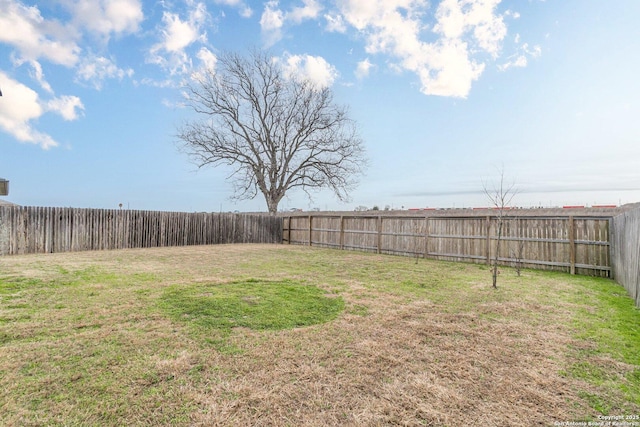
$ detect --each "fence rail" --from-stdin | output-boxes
[0,206,282,255]
[283,214,612,277]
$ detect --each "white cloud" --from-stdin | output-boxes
[164,14,199,52]
[435,0,506,57]
[337,0,407,32]
[261,0,323,45]
[260,1,284,46]
[213,0,253,17]
[505,10,520,19]
[416,39,485,97]
[27,60,53,94]
[287,0,322,24]
[10,57,55,93]
[239,6,253,18]
[498,54,526,70]
[0,72,63,149]
[196,47,217,71]
[335,0,511,98]
[67,0,144,38]
[355,58,374,79]
[185,48,217,85]
[148,2,209,76]
[324,13,347,33]
[162,5,208,52]
[531,44,542,57]
[76,55,134,89]
[498,42,541,71]
[282,54,338,88]
[46,95,85,121]
[138,77,177,89]
[0,0,80,66]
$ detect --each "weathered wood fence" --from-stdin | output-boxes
[283,214,612,277]
[0,206,282,255]
[611,208,640,307]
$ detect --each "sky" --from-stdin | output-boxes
[1,0,639,213]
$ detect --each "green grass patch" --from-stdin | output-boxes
[570,277,640,365]
[0,276,49,295]
[578,391,613,415]
[159,278,344,337]
[557,275,640,412]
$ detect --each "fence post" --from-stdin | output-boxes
[282,216,286,244]
[377,216,382,254]
[569,216,576,275]
[308,215,312,246]
[485,215,492,265]
[424,216,430,259]
[0,207,7,255]
[607,217,613,279]
[339,216,345,250]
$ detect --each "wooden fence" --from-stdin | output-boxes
[610,208,640,307]
[0,206,282,255]
[283,214,612,277]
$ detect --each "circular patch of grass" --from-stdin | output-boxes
[160,279,344,331]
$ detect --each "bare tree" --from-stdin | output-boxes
[483,168,518,288]
[177,50,367,215]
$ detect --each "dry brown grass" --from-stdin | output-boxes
[186,303,583,426]
[0,244,637,426]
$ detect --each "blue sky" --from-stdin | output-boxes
[1,0,639,212]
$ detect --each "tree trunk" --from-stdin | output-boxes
[265,196,279,216]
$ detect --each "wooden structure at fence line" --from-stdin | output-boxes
[0,206,282,255]
[283,214,612,277]
[610,208,640,307]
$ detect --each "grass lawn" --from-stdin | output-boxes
[0,244,639,426]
